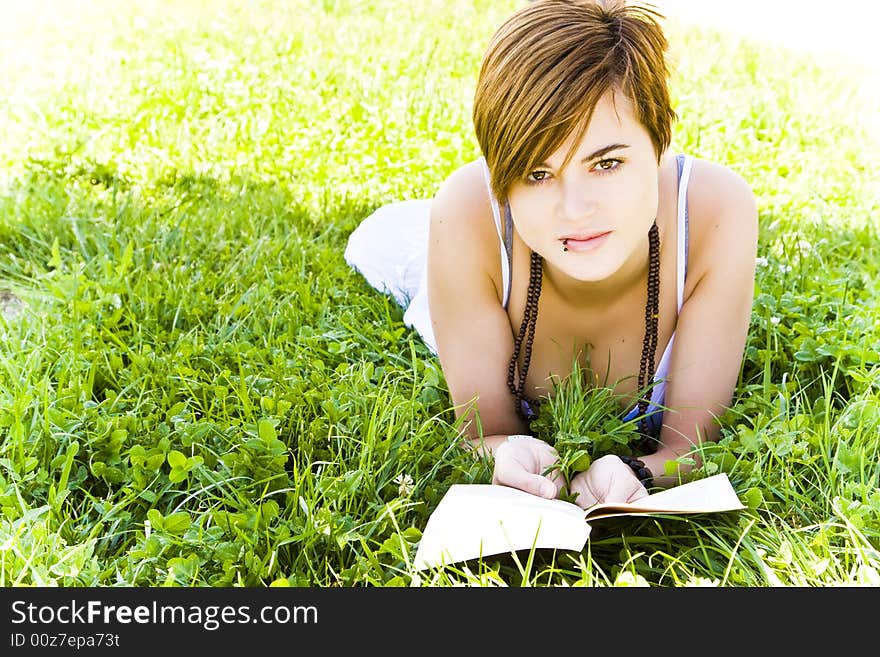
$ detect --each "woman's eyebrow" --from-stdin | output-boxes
[538,143,630,168]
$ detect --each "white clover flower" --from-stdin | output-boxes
[756,256,769,267]
[394,473,414,497]
[613,571,650,587]
[770,316,781,325]
[797,239,812,253]
[684,576,720,587]
[0,290,24,322]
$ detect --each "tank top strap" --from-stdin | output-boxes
[502,204,514,308]
[480,157,512,307]
[675,154,694,312]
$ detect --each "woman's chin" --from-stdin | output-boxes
[548,258,622,285]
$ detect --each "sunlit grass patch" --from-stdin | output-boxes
[0,0,877,586]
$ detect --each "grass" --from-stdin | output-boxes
[0,0,878,587]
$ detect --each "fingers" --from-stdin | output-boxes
[534,443,561,468]
[536,447,566,498]
[549,469,567,498]
[537,460,566,497]
[572,486,598,510]
[627,483,649,503]
[499,469,558,499]
[569,455,650,507]
[604,467,649,504]
[492,437,562,499]
[569,473,598,510]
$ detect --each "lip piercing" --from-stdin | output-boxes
[562,239,568,252]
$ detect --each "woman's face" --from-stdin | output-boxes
[507,90,660,284]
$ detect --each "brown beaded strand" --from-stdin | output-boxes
[507,221,661,449]
[637,222,661,426]
[506,250,543,420]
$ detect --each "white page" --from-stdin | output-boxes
[413,484,590,571]
[583,473,746,520]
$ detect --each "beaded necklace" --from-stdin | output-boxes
[506,221,661,441]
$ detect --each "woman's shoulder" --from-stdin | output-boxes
[687,157,756,213]
[685,156,759,283]
[428,157,506,302]
[432,157,494,221]
[430,157,501,254]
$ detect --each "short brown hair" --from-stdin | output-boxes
[473,0,677,202]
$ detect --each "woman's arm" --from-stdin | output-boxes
[428,165,565,498]
[427,164,568,499]
[426,162,529,451]
[642,160,759,486]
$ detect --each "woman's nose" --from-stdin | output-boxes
[558,180,598,223]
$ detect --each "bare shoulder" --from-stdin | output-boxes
[685,158,758,285]
[429,157,504,298]
[431,158,497,244]
[688,158,757,222]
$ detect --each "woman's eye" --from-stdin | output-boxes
[594,158,621,172]
[526,170,550,183]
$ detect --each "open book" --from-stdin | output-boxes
[414,473,745,570]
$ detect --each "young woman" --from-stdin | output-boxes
[345,0,757,509]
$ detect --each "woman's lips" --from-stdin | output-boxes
[562,231,611,252]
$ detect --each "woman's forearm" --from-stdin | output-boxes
[641,443,703,489]
[465,434,513,458]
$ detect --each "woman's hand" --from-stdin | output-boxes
[568,454,649,509]
[492,435,566,499]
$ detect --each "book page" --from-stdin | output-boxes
[413,474,744,571]
[413,484,590,571]
[582,473,746,520]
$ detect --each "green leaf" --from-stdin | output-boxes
[738,427,763,453]
[384,575,407,587]
[163,512,192,534]
[743,487,764,509]
[570,453,592,472]
[147,509,164,530]
[168,467,189,483]
[137,490,158,503]
[401,527,422,542]
[166,553,199,583]
[834,442,860,475]
[167,450,187,469]
[258,417,276,442]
